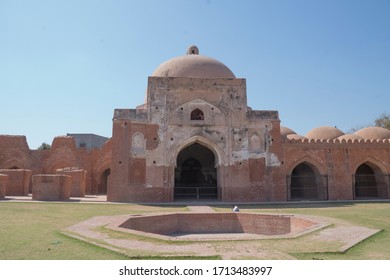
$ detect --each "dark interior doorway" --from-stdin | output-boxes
[175,143,217,200]
[98,168,110,194]
[354,163,378,198]
[290,162,319,200]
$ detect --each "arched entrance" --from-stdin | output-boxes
[354,162,386,199]
[98,168,110,194]
[174,143,217,200]
[288,162,328,200]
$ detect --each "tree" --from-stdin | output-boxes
[374,112,390,130]
[349,112,390,133]
[37,142,51,150]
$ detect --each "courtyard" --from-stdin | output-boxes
[0,197,389,260]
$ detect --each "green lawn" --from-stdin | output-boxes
[0,201,389,259]
[223,201,390,259]
[0,202,186,259]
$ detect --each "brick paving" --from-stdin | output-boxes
[62,207,380,260]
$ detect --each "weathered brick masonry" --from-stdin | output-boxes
[1,46,389,202]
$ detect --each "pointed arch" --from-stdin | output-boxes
[173,99,222,114]
[286,156,327,176]
[129,159,146,185]
[1,159,26,170]
[190,108,204,120]
[287,157,328,201]
[170,135,224,167]
[95,157,111,195]
[352,157,388,175]
[97,168,110,194]
[131,132,145,155]
[353,159,388,199]
[174,143,218,201]
[249,134,265,153]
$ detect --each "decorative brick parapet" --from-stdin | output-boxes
[32,174,71,201]
[0,169,32,196]
[282,138,390,145]
[0,174,8,198]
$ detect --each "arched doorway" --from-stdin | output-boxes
[174,143,217,200]
[354,163,382,198]
[289,162,328,200]
[98,168,110,194]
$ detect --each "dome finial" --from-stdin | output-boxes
[187,45,199,55]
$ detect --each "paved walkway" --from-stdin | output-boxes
[1,194,108,203]
[2,195,390,205]
[187,206,216,212]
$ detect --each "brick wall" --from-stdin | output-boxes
[0,174,7,198]
[291,216,317,233]
[0,169,32,196]
[120,213,293,235]
[56,169,87,197]
[282,139,390,200]
[32,174,72,201]
[238,213,290,235]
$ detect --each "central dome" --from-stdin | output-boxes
[151,46,236,79]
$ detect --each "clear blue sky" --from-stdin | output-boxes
[1,0,389,149]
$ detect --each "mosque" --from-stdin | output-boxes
[1,46,390,202]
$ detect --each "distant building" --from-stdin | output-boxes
[67,134,109,150]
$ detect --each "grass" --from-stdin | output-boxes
[0,202,187,259]
[218,201,390,259]
[0,200,389,259]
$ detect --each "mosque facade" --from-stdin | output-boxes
[1,46,390,202]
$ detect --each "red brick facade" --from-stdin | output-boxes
[0,174,7,198]
[32,174,72,201]
[1,48,389,203]
[0,135,111,198]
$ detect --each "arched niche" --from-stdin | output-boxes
[131,132,145,155]
[190,108,204,120]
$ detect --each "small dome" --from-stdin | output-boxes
[151,46,235,78]
[337,134,363,140]
[306,126,345,139]
[280,126,297,138]
[354,127,390,139]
